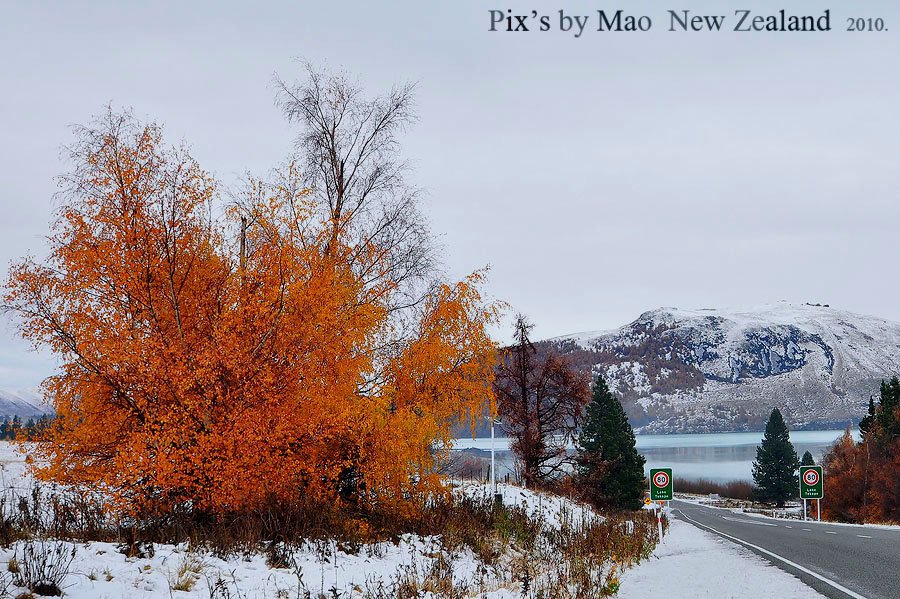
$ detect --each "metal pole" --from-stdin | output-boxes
[803,498,807,522]
[490,419,496,493]
[817,499,821,522]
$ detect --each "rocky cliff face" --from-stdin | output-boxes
[546,303,900,433]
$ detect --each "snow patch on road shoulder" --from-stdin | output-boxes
[617,519,824,598]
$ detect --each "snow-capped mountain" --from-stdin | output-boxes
[0,389,52,419]
[546,302,900,434]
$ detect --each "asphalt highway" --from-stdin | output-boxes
[671,499,900,599]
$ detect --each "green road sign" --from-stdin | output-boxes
[650,468,673,501]
[800,465,824,499]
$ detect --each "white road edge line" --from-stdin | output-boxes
[720,515,778,527]
[675,509,867,599]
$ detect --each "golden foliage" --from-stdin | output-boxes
[4,114,499,516]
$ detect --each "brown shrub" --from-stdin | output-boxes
[677,478,754,501]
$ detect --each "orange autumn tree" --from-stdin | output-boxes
[3,110,498,517]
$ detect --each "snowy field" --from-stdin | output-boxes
[0,443,830,597]
[0,488,602,599]
[0,444,622,597]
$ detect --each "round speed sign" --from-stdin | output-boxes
[653,471,670,488]
[802,468,820,486]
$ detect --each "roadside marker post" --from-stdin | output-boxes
[650,468,673,539]
[799,466,824,522]
[657,504,663,540]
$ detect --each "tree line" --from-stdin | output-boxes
[0,415,52,441]
[748,383,899,523]
[822,377,900,523]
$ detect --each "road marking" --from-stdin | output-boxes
[857,535,872,539]
[785,526,793,529]
[825,531,837,535]
[721,515,777,527]
[802,528,811,531]
[675,509,868,599]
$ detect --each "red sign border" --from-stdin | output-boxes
[652,471,671,489]
[802,468,820,486]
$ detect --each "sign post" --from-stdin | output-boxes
[799,466,824,521]
[650,468,673,539]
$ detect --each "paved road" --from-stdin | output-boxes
[672,500,900,599]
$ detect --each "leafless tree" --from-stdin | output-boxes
[273,62,435,322]
[494,315,590,488]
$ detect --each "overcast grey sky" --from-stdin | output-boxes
[2,1,899,388]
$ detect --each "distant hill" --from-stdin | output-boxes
[0,389,52,419]
[543,302,899,434]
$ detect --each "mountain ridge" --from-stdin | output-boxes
[543,302,898,434]
[0,389,53,419]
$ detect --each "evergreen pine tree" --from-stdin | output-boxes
[859,394,876,436]
[36,414,51,437]
[800,450,815,466]
[875,377,900,441]
[0,420,8,441]
[576,376,646,510]
[752,408,799,507]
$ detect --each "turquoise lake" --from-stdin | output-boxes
[452,429,858,482]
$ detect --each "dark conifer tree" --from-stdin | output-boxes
[800,450,815,466]
[575,376,646,510]
[874,377,900,442]
[752,408,799,507]
[859,395,876,436]
[36,414,51,438]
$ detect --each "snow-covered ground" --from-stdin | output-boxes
[618,519,823,599]
[459,482,603,528]
[0,534,516,598]
[0,508,829,599]
[0,442,839,598]
[0,444,623,598]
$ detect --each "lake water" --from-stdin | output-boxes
[452,429,858,483]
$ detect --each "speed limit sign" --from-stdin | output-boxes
[650,468,673,501]
[800,466,823,499]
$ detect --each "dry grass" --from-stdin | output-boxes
[11,539,77,597]
[0,478,663,597]
[168,553,205,592]
[677,478,755,500]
